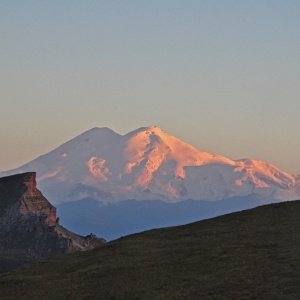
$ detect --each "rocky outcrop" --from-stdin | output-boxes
[0,172,105,273]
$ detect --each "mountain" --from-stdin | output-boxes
[0,172,105,273]
[1,200,299,299]
[57,195,278,241]
[2,126,299,240]
[1,126,300,204]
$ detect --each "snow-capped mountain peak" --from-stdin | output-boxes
[1,126,299,204]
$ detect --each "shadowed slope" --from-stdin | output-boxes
[0,200,299,299]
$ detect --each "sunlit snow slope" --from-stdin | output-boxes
[2,126,300,204]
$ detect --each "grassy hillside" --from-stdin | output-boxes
[0,200,300,299]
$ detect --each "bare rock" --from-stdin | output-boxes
[0,172,105,273]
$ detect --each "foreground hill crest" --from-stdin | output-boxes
[1,126,300,203]
[1,200,299,298]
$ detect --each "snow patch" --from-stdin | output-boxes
[87,157,110,182]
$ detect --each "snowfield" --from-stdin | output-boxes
[2,126,300,204]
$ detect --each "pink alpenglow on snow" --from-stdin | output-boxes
[1,126,300,204]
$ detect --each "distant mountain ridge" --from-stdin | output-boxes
[1,126,300,204]
[57,195,279,241]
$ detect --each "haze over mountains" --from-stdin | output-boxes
[2,126,300,204]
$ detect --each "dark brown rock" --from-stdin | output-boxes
[0,172,105,273]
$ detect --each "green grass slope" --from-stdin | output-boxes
[0,200,300,299]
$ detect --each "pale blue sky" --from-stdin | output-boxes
[1,1,300,174]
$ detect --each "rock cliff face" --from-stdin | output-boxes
[0,172,105,273]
